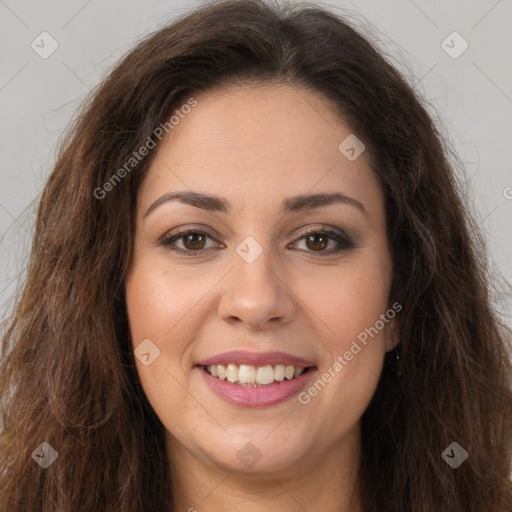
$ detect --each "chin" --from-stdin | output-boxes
[201,428,311,475]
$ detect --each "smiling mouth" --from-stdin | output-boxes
[202,363,314,387]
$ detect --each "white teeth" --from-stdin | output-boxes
[256,365,275,385]
[294,367,305,378]
[238,364,256,384]
[274,364,285,381]
[226,364,238,383]
[204,363,309,386]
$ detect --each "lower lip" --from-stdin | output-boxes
[198,367,316,407]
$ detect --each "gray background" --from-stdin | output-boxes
[1,0,511,331]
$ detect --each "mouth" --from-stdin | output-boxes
[195,350,317,407]
[202,363,313,387]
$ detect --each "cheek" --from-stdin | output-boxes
[125,258,207,355]
[125,261,203,435]
[125,260,193,393]
[293,254,392,411]
[296,256,392,352]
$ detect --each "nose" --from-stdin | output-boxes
[217,244,296,331]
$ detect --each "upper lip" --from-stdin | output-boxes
[196,350,316,368]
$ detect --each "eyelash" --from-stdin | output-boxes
[159,226,354,257]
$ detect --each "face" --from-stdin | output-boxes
[125,83,399,477]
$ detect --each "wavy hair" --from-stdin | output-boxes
[1,1,511,510]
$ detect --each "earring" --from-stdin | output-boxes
[395,346,403,379]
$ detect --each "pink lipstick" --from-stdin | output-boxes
[196,350,317,407]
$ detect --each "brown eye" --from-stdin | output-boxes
[292,228,355,255]
[182,232,207,250]
[305,233,329,251]
[161,230,219,255]
[161,227,353,257]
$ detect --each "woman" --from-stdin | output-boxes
[1,0,511,510]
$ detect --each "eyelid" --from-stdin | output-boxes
[292,224,352,244]
[159,224,354,256]
[159,225,223,251]
[160,224,216,241]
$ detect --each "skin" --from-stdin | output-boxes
[125,82,399,512]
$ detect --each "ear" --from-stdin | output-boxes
[384,315,400,353]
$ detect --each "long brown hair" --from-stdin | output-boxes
[1,1,511,510]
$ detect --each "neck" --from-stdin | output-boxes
[167,425,363,512]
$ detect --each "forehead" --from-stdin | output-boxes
[139,83,383,220]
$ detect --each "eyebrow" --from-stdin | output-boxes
[144,191,368,217]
